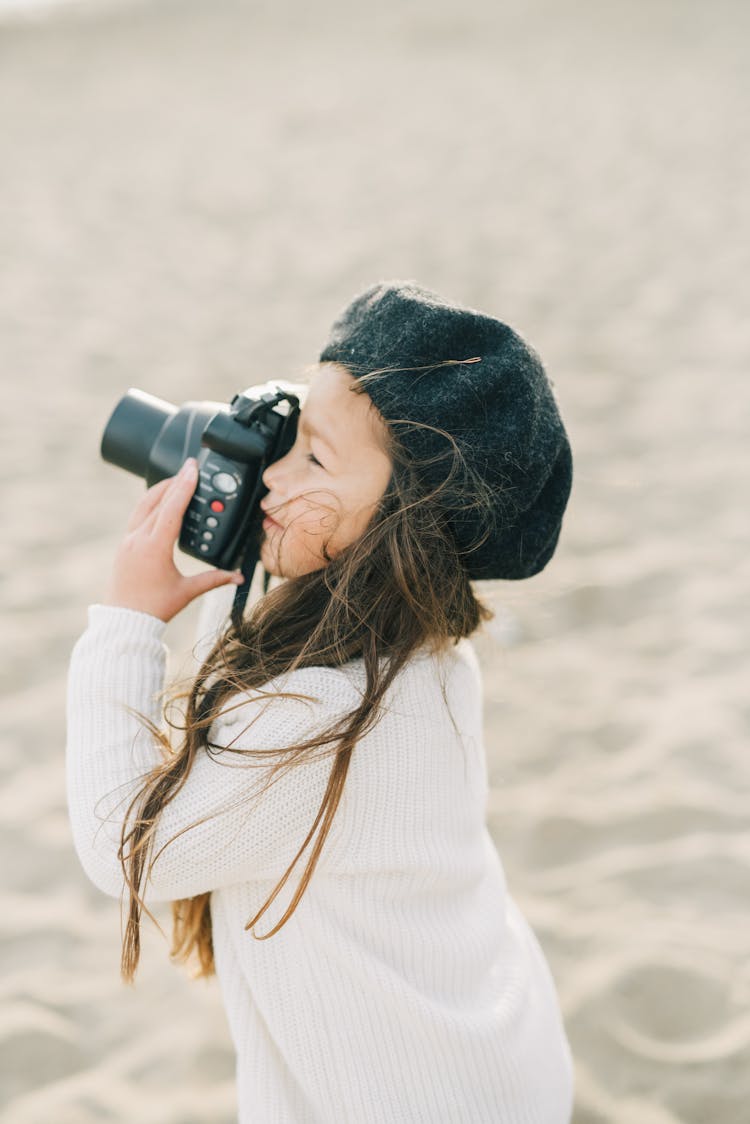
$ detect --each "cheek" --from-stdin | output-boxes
[280,495,342,557]
[289,495,339,531]
[335,491,381,545]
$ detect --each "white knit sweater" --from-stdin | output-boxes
[65,601,574,1124]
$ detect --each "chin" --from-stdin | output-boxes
[259,538,281,578]
[261,533,330,580]
[259,540,299,580]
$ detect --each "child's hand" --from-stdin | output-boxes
[101,458,245,624]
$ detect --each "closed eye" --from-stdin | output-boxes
[307,452,324,468]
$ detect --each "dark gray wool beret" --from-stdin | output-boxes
[319,280,573,581]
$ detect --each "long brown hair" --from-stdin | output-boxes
[117,364,497,984]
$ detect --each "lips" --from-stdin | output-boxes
[261,505,282,529]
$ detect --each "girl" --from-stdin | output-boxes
[66,281,575,1123]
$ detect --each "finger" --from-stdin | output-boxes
[125,476,176,533]
[150,459,199,536]
[186,568,245,602]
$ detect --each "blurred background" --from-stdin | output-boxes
[1,0,748,1121]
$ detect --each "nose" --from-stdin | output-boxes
[262,452,287,493]
[261,466,276,495]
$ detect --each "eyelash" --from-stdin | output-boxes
[306,452,323,468]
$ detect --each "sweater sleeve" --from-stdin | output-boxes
[65,604,357,902]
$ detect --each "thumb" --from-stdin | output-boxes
[191,568,245,599]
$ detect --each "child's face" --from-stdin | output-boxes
[259,363,393,578]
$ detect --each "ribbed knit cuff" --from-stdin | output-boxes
[86,603,169,642]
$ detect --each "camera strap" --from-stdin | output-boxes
[229,547,271,631]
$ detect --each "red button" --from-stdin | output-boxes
[210,499,225,513]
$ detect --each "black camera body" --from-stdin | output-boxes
[101,381,305,616]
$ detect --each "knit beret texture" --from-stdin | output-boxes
[319,281,573,580]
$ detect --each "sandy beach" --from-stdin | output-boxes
[1,0,748,1120]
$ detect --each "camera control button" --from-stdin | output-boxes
[210,500,225,513]
[199,544,210,553]
[202,532,214,541]
[212,472,238,494]
[206,516,219,528]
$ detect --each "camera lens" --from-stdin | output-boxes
[101,389,176,480]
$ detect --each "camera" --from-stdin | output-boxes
[101,380,305,620]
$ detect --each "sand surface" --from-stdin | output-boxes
[1,0,748,1120]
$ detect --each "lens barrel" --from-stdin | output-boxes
[101,389,176,480]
